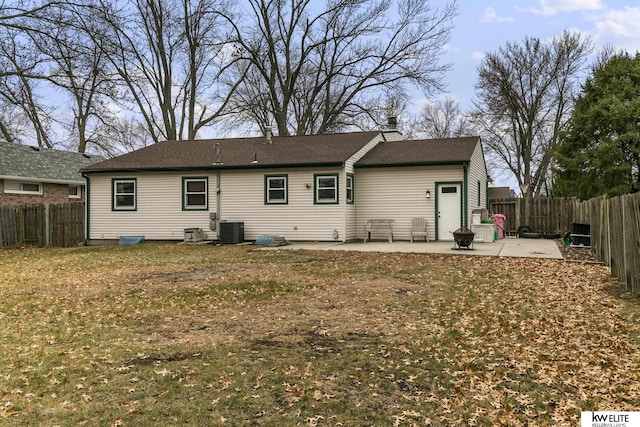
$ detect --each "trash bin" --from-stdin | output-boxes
[492,214,506,239]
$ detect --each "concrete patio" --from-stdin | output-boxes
[262,236,563,259]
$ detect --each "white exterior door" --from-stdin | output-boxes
[437,183,462,241]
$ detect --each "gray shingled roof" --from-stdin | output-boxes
[0,143,104,184]
[80,132,481,173]
[81,131,382,172]
[354,136,481,167]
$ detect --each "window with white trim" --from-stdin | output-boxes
[315,174,338,204]
[346,174,354,204]
[4,180,42,195]
[265,175,287,204]
[183,177,208,210]
[69,185,81,199]
[112,178,136,210]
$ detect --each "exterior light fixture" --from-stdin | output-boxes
[426,190,431,199]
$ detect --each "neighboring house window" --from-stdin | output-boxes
[346,174,354,204]
[477,181,481,206]
[69,185,81,199]
[183,177,208,210]
[315,174,338,204]
[4,180,42,195]
[265,175,287,204]
[112,178,136,211]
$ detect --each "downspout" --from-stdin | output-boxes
[216,169,221,239]
[81,172,90,244]
[214,142,222,240]
[485,175,490,209]
[463,162,469,227]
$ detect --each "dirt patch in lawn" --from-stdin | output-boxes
[134,258,443,349]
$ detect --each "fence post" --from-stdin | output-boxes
[622,195,628,290]
[45,204,50,247]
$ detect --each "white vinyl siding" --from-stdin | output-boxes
[467,141,489,222]
[89,172,217,240]
[343,133,385,240]
[89,169,347,242]
[356,165,463,241]
[221,168,344,241]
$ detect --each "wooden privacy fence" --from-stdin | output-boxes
[573,194,640,293]
[0,202,84,248]
[490,197,577,234]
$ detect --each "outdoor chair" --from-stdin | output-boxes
[410,217,429,242]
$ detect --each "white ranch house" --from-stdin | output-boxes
[80,130,488,244]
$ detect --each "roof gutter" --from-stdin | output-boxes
[81,161,347,174]
[354,160,469,169]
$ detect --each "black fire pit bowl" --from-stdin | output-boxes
[452,227,475,250]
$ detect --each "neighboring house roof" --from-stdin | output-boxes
[0,142,104,184]
[354,136,481,168]
[489,186,512,199]
[81,131,382,173]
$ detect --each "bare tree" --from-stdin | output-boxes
[224,0,457,136]
[87,0,246,142]
[0,30,54,148]
[0,2,107,152]
[414,96,471,138]
[91,116,154,156]
[472,31,592,196]
[0,1,66,147]
[21,3,118,153]
[0,98,30,143]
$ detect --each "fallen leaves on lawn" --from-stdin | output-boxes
[1,245,639,426]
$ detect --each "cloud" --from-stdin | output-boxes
[593,7,640,40]
[481,7,514,24]
[471,51,485,61]
[518,0,602,16]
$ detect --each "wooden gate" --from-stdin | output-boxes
[49,202,85,247]
[21,204,45,245]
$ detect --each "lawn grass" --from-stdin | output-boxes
[1,243,639,426]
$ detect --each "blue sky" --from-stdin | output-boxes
[436,0,640,111]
